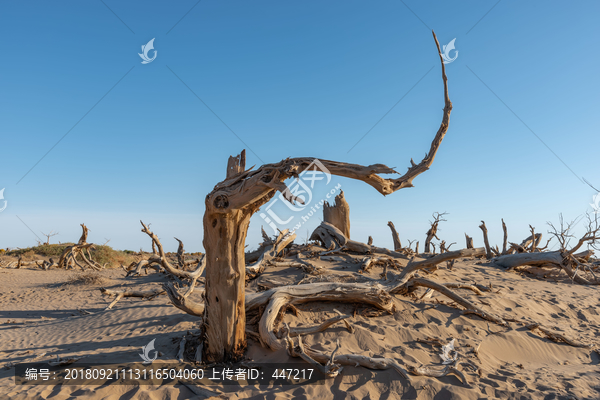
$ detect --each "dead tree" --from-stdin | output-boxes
[323,191,351,238]
[493,214,599,284]
[41,231,59,245]
[439,240,455,253]
[501,219,508,254]
[387,221,402,251]
[464,234,473,249]
[55,224,104,270]
[197,30,452,363]
[424,212,447,253]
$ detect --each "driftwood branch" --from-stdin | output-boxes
[140,221,206,281]
[408,277,507,326]
[425,212,446,254]
[100,288,165,310]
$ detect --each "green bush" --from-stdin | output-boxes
[6,244,74,258]
[6,243,137,268]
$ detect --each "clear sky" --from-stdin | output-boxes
[1,1,599,253]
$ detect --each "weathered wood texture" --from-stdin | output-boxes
[201,30,452,362]
[323,190,351,238]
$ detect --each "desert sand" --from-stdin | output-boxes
[1,245,598,400]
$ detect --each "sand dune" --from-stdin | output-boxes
[1,254,599,399]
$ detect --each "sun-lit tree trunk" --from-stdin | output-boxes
[202,205,252,361]
[201,31,452,363]
[323,191,351,238]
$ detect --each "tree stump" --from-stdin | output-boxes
[323,191,351,239]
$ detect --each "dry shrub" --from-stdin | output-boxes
[66,271,107,286]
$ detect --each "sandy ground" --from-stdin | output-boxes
[1,254,599,400]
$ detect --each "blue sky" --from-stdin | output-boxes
[1,1,599,253]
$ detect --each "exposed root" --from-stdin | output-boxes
[254,282,395,351]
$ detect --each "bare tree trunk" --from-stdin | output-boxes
[465,234,473,249]
[323,191,350,239]
[198,31,453,363]
[479,221,492,259]
[387,221,402,251]
[203,152,256,363]
[501,219,508,254]
[424,213,446,253]
[203,204,252,362]
[424,229,437,254]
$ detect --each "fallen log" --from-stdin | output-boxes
[100,288,165,310]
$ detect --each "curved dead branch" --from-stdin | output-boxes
[387,247,486,293]
[184,29,452,364]
[163,282,205,317]
[407,277,507,326]
[140,221,206,281]
[100,287,165,310]
[282,324,410,381]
